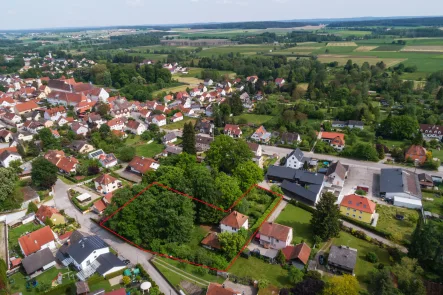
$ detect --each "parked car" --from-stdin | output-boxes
[319,255,325,265]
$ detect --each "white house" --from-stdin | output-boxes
[125,120,146,135]
[325,161,348,187]
[379,168,422,208]
[204,79,213,87]
[94,174,122,194]
[44,106,67,121]
[220,211,249,233]
[171,112,183,123]
[107,118,126,131]
[2,112,22,125]
[0,150,22,168]
[285,148,308,170]
[259,222,293,250]
[151,115,167,127]
[70,122,89,136]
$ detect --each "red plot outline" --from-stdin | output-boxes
[99,182,283,272]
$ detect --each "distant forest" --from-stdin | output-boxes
[185,21,316,30]
[328,16,443,27]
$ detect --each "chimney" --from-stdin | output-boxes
[234,211,237,216]
[222,284,225,289]
[34,240,38,244]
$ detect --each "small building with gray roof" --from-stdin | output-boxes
[328,245,357,275]
[379,168,422,209]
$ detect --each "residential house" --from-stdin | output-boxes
[14,100,39,115]
[418,173,434,188]
[246,76,258,84]
[196,134,214,152]
[23,120,44,134]
[88,149,106,159]
[280,132,301,145]
[87,113,106,128]
[281,243,311,269]
[2,112,22,125]
[44,106,66,121]
[248,142,263,168]
[163,132,177,144]
[251,125,271,143]
[0,130,13,142]
[275,78,285,87]
[285,148,310,170]
[18,226,56,256]
[56,116,74,126]
[204,79,214,87]
[69,140,94,154]
[258,222,293,250]
[325,161,348,187]
[321,132,345,151]
[328,245,357,275]
[405,145,427,165]
[94,174,122,194]
[206,283,241,295]
[46,91,89,108]
[420,124,443,140]
[107,118,126,131]
[98,153,118,168]
[0,150,22,168]
[224,124,242,138]
[0,96,16,107]
[151,114,167,127]
[195,120,214,135]
[83,88,109,103]
[36,205,66,226]
[70,122,89,137]
[44,150,79,174]
[380,168,422,208]
[56,231,126,281]
[331,120,364,130]
[161,145,183,157]
[20,186,40,209]
[201,232,221,251]
[125,120,146,135]
[220,211,249,233]
[22,248,56,276]
[340,194,376,224]
[128,156,160,174]
[171,112,183,123]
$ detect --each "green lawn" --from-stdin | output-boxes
[375,205,419,244]
[428,148,443,162]
[9,223,43,257]
[332,231,391,287]
[125,135,142,145]
[163,117,197,130]
[422,191,443,216]
[232,114,272,125]
[228,257,291,288]
[135,142,165,158]
[379,139,407,150]
[275,204,315,246]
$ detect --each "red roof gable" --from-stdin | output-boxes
[340,194,376,214]
[18,226,55,256]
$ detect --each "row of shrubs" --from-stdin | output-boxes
[136,263,164,295]
[250,197,282,233]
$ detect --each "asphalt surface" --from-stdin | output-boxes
[53,179,178,295]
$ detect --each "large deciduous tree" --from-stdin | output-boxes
[182,122,196,155]
[377,114,419,140]
[310,192,341,241]
[31,158,58,189]
[38,128,60,150]
[368,268,401,295]
[0,168,20,212]
[218,229,247,260]
[323,274,359,295]
[233,161,264,191]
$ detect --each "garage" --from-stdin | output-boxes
[393,196,422,209]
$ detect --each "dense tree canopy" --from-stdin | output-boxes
[0,168,20,212]
[31,158,58,189]
[311,192,341,241]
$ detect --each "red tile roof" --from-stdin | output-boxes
[406,145,427,158]
[282,243,311,265]
[15,101,39,113]
[56,156,78,173]
[93,199,107,213]
[206,283,239,295]
[340,194,376,214]
[35,205,60,223]
[95,174,119,185]
[224,124,242,136]
[259,222,292,242]
[201,232,221,250]
[105,288,126,295]
[321,132,345,146]
[18,226,55,256]
[220,211,248,229]
[128,156,158,174]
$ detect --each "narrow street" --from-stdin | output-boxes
[52,179,178,295]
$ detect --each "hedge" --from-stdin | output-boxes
[250,197,282,233]
[340,214,393,240]
[44,283,75,295]
[105,268,126,280]
[422,188,443,196]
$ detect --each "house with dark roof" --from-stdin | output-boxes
[162,132,177,144]
[418,173,434,188]
[280,132,301,145]
[196,134,214,152]
[68,140,94,154]
[328,245,358,275]
[332,120,364,130]
[285,148,310,170]
[282,243,311,269]
[220,211,248,234]
[419,124,443,140]
[325,161,348,187]
[56,230,125,281]
[22,248,56,275]
[247,142,263,167]
[379,168,422,209]
[195,120,214,135]
[0,149,22,168]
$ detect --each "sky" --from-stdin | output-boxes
[1,0,442,30]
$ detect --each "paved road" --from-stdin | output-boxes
[262,145,443,176]
[267,200,287,222]
[53,179,178,295]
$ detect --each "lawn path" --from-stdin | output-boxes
[153,257,212,286]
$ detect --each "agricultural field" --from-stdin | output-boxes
[197,45,277,57]
[319,29,372,37]
[326,42,358,47]
[354,46,379,52]
[371,45,405,51]
[401,46,443,52]
[317,55,406,67]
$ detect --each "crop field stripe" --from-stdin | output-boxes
[99,182,284,272]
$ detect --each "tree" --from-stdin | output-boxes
[436,87,443,101]
[377,115,419,140]
[287,266,304,284]
[219,229,247,260]
[287,277,325,295]
[206,135,253,174]
[310,192,340,241]
[26,202,38,214]
[323,274,359,295]
[0,168,19,212]
[228,94,243,116]
[122,276,131,286]
[38,128,60,150]
[182,122,196,155]
[215,173,242,209]
[366,252,378,263]
[8,160,23,174]
[233,161,264,191]
[31,158,58,189]
[276,249,286,265]
[368,268,401,295]
[97,103,110,117]
[117,146,136,162]
[376,144,386,160]
[303,161,309,170]
[391,257,426,295]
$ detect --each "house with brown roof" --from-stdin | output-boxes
[206,283,241,295]
[44,106,66,121]
[70,121,89,136]
[321,132,346,151]
[419,124,443,140]
[125,120,146,135]
[258,222,293,250]
[18,226,56,256]
[201,232,221,251]
[107,117,126,131]
[251,125,271,143]
[282,242,311,269]
[405,145,427,165]
[35,205,66,226]
[14,100,39,115]
[224,124,242,138]
[0,129,13,142]
[2,112,22,125]
[94,174,122,194]
[128,156,160,174]
[151,114,167,127]
[220,211,249,233]
[44,150,79,174]
[171,112,183,123]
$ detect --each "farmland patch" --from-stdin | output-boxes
[401,46,443,52]
[327,42,358,47]
[354,46,378,52]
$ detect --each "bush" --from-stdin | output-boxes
[366,252,378,263]
[122,276,131,285]
[26,201,38,214]
[355,189,367,196]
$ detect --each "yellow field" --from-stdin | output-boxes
[400,46,443,52]
[354,46,378,52]
[327,42,358,47]
[283,46,321,51]
[317,55,406,67]
[153,85,189,96]
[175,76,204,86]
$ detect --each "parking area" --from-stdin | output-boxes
[341,166,380,202]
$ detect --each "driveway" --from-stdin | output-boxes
[266,200,287,222]
[52,179,178,295]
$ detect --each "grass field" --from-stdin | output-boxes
[153,84,189,96]
[371,45,404,51]
[317,55,405,67]
[232,114,272,125]
[163,117,197,130]
[275,204,315,246]
[422,191,443,216]
[401,46,443,52]
[198,45,276,57]
[229,257,291,288]
[327,42,358,47]
[332,231,391,287]
[375,205,419,244]
[135,142,165,158]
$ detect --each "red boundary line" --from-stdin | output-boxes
[99,182,283,272]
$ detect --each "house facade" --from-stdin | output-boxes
[94,174,122,194]
[259,222,293,250]
[220,211,249,233]
[340,194,376,224]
